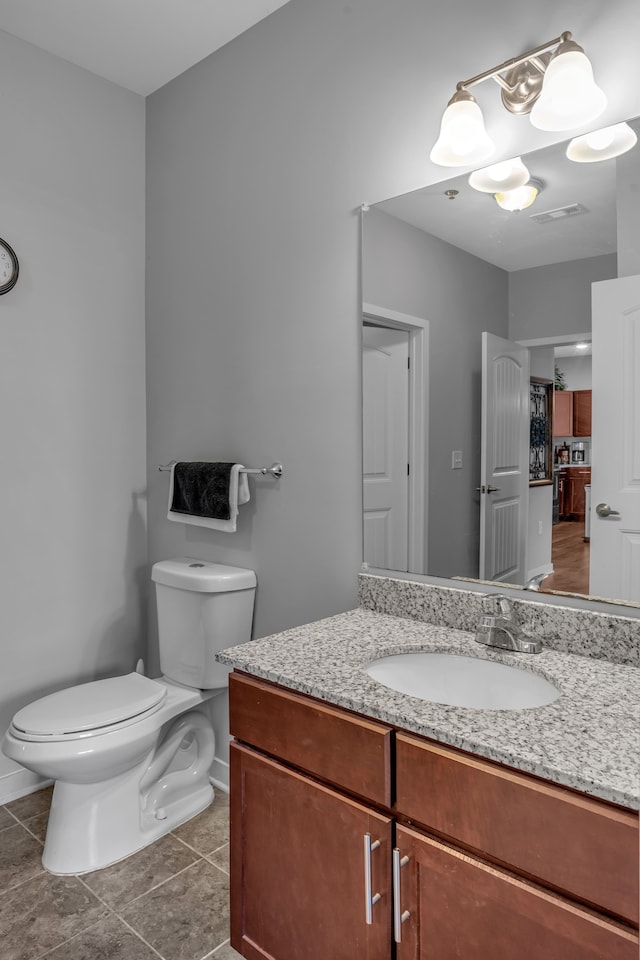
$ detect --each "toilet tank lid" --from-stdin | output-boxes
[151,558,257,592]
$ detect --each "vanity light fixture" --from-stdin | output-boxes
[494,178,543,212]
[468,157,530,193]
[430,31,607,168]
[566,122,638,162]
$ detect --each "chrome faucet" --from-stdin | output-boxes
[475,594,541,654]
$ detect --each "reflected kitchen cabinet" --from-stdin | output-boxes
[553,390,592,438]
[573,389,592,436]
[568,468,591,520]
[553,390,573,437]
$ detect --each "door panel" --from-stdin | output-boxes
[480,333,530,583]
[362,325,409,571]
[590,275,640,601]
[231,743,392,960]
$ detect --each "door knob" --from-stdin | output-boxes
[486,485,500,493]
[595,502,620,518]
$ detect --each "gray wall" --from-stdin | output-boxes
[362,208,508,577]
[508,254,617,341]
[0,33,146,798]
[145,0,640,673]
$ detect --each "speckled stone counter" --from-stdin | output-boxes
[218,607,640,810]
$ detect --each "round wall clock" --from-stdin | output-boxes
[0,238,19,294]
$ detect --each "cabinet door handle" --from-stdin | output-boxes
[363,833,381,924]
[392,847,410,942]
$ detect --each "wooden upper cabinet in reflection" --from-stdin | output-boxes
[553,390,573,436]
[553,389,591,437]
[573,389,592,436]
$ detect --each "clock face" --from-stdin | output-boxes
[0,239,19,294]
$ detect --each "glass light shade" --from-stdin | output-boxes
[430,98,495,167]
[468,157,530,193]
[530,49,607,131]
[494,180,541,212]
[566,122,638,162]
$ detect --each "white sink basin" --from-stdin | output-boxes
[364,652,559,710]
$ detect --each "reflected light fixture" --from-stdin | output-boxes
[566,122,638,162]
[494,178,543,212]
[468,157,530,193]
[430,31,607,168]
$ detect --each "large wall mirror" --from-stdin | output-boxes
[362,117,640,607]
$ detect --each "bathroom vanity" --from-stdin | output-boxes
[219,579,640,960]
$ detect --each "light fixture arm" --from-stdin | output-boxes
[454,31,571,94]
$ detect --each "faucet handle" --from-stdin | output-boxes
[484,593,512,618]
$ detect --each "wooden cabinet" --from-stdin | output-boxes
[567,467,591,519]
[557,469,569,519]
[395,825,637,960]
[553,389,592,437]
[229,673,639,960]
[553,390,573,437]
[231,743,392,960]
[395,732,638,926]
[573,389,592,436]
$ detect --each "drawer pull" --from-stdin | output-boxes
[363,833,381,924]
[393,847,410,942]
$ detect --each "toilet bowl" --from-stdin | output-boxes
[2,558,256,875]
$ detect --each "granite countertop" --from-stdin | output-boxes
[218,608,640,810]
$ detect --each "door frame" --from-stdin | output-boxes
[362,303,428,575]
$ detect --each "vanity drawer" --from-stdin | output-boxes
[395,733,639,925]
[229,672,393,806]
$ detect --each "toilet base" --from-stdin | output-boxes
[41,709,217,875]
[43,768,214,875]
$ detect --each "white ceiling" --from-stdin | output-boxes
[0,0,291,95]
[374,117,640,273]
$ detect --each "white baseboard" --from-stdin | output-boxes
[209,756,229,793]
[0,768,51,805]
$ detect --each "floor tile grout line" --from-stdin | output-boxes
[109,913,168,960]
[77,854,212,912]
[21,819,46,845]
[32,908,167,960]
[171,832,230,860]
[23,907,113,960]
[0,806,22,828]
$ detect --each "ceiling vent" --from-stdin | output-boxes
[529,203,589,224]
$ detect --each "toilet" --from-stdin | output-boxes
[2,558,256,876]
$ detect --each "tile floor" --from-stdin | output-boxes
[0,786,242,960]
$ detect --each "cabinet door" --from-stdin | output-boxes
[230,742,392,960]
[394,825,638,960]
[568,470,591,517]
[573,389,592,436]
[553,390,573,436]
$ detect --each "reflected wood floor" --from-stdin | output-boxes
[540,520,590,596]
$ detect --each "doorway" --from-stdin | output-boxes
[362,304,428,575]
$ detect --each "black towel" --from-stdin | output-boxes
[170,462,235,520]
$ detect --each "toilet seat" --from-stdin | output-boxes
[11,673,167,742]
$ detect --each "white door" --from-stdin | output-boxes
[479,332,530,584]
[589,275,640,602]
[362,325,409,571]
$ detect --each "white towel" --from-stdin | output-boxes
[167,463,250,532]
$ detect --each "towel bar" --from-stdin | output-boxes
[159,460,283,478]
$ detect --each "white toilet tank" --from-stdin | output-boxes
[151,558,257,689]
